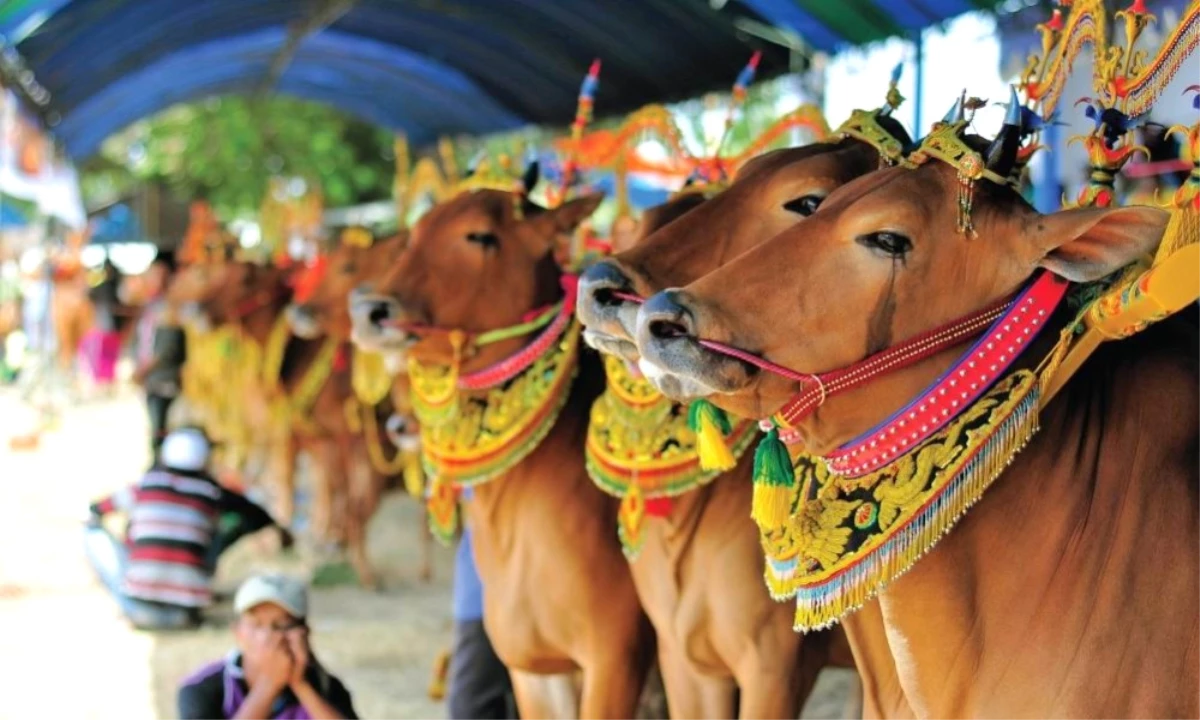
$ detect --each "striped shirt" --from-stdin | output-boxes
[92,469,275,608]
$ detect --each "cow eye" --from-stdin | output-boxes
[340,263,356,274]
[856,231,913,257]
[782,195,823,217]
[466,232,499,249]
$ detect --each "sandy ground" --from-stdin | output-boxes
[0,382,853,719]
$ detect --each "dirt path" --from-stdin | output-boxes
[0,385,853,718]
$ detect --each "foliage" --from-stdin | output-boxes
[91,96,396,218]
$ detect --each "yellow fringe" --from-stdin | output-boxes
[695,414,736,471]
[790,377,1041,632]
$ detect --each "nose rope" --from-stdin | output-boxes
[611,291,644,304]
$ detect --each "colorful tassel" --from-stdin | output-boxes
[751,428,796,531]
[688,399,735,471]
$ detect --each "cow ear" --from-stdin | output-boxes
[1032,205,1167,282]
[525,193,603,255]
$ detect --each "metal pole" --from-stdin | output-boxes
[1034,119,1064,212]
[913,29,924,137]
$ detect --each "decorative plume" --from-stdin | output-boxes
[556,59,602,203]
[1186,84,1200,111]
[1075,96,1144,148]
[711,51,763,164]
[882,62,905,116]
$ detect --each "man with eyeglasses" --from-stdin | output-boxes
[177,573,358,719]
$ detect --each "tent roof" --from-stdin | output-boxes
[0,0,998,159]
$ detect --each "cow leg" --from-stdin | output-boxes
[417,504,434,583]
[579,648,653,719]
[734,631,829,720]
[272,433,298,528]
[307,441,337,545]
[656,641,736,719]
[511,671,580,719]
[345,447,381,591]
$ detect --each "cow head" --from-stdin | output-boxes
[350,188,602,367]
[633,128,1166,452]
[288,232,408,340]
[577,120,911,365]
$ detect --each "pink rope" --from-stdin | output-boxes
[457,275,580,391]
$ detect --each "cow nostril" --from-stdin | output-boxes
[367,303,390,325]
[593,287,623,307]
[581,262,636,308]
[650,319,690,340]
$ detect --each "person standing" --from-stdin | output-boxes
[133,250,184,457]
[447,494,517,720]
[83,257,127,392]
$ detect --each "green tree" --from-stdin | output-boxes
[93,96,395,217]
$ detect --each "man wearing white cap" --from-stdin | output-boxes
[177,573,358,719]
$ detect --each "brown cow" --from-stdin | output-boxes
[350,190,656,718]
[577,132,915,720]
[586,196,858,718]
[631,129,1199,717]
[287,231,436,583]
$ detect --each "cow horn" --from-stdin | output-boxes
[985,86,1023,179]
[522,160,540,194]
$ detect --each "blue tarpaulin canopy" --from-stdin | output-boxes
[0,0,1001,159]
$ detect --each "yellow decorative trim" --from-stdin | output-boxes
[411,322,581,487]
[351,348,393,406]
[761,370,1042,630]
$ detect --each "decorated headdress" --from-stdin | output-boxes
[903,88,1024,235]
[341,225,374,249]
[454,150,536,219]
[833,62,910,166]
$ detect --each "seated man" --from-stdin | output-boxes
[85,426,291,630]
[178,573,358,719]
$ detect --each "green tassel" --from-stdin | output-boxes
[751,428,796,531]
[687,399,736,471]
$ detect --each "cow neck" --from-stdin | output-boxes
[254,310,343,433]
[235,288,289,345]
[586,353,758,560]
[733,271,1076,633]
[407,274,583,487]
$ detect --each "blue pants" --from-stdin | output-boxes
[448,619,517,720]
[83,525,200,630]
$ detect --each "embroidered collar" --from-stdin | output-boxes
[763,368,1043,630]
[410,316,581,487]
[585,354,757,559]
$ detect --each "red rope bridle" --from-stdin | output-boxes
[696,272,1070,439]
[389,275,580,392]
